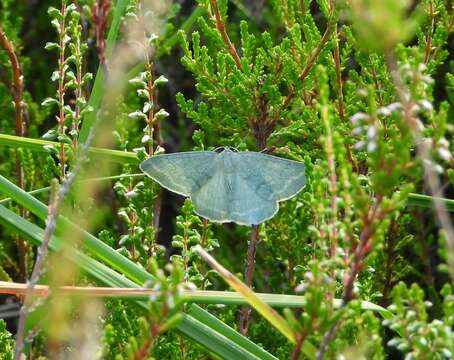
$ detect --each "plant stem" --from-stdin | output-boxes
[283,22,334,108]
[132,325,159,360]
[209,0,242,69]
[423,0,435,64]
[239,224,260,335]
[300,0,305,17]
[13,111,99,360]
[57,1,68,181]
[316,197,385,359]
[322,104,338,258]
[92,0,111,67]
[0,25,27,280]
[291,333,307,360]
[71,25,83,153]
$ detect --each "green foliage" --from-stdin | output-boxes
[41,1,92,178]
[1,0,454,359]
[113,172,165,266]
[105,260,186,360]
[0,319,14,359]
[385,282,454,359]
[171,199,218,288]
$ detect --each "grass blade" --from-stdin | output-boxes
[196,246,296,344]
[406,192,454,212]
[187,304,277,360]
[0,176,276,359]
[0,134,138,164]
[0,282,391,320]
[0,204,273,360]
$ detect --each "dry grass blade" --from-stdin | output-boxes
[195,245,296,344]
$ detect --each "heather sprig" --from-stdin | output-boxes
[171,199,219,288]
[41,1,78,181]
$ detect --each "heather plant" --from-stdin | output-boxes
[1,0,454,359]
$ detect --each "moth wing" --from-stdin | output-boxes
[237,152,306,202]
[229,171,278,225]
[191,169,231,222]
[140,152,217,196]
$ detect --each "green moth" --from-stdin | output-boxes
[140,147,306,225]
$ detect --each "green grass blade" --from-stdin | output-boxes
[0,175,275,359]
[0,205,138,288]
[187,304,276,360]
[78,0,129,143]
[0,174,155,284]
[104,0,129,58]
[406,192,454,212]
[178,314,264,360]
[197,246,296,344]
[0,174,144,205]
[185,290,392,318]
[0,134,138,164]
[0,205,273,360]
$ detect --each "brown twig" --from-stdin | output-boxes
[209,0,242,69]
[283,22,334,108]
[300,0,305,17]
[291,331,310,360]
[92,0,111,67]
[316,197,385,359]
[239,92,272,334]
[132,323,160,360]
[239,224,260,335]
[0,26,24,143]
[0,26,27,280]
[144,59,156,157]
[369,56,384,106]
[431,13,454,62]
[424,1,436,64]
[199,218,210,290]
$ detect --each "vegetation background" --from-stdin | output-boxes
[1,0,454,359]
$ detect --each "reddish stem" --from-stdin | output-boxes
[0,25,27,280]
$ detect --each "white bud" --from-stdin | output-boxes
[418,63,427,72]
[387,102,402,112]
[439,137,449,148]
[354,141,366,150]
[125,190,138,198]
[377,107,391,116]
[438,148,452,162]
[367,141,377,152]
[419,99,433,112]
[350,112,368,124]
[367,125,377,139]
[352,126,364,135]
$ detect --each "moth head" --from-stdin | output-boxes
[213,146,238,153]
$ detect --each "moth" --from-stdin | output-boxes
[140,147,306,225]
